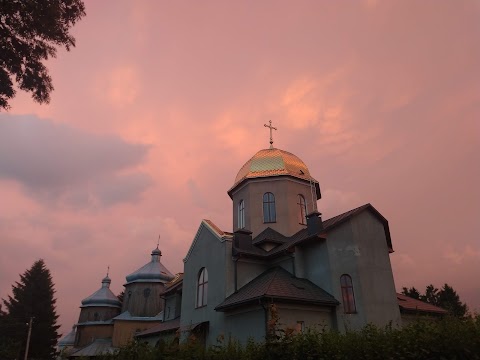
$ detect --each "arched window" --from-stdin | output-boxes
[263,192,276,223]
[196,268,208,308]
[340,274,356,314]
[297,194,307,225]
[238,200,245,229]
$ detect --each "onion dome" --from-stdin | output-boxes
[125,247,175,284]
[228,148,320,197]
[81,275,121,308]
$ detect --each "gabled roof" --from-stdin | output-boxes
[233,203,393,260]
[322,203,393,252]
[183,220,233,263]
[252,227,288,246]
[397,294,448,315]
[215,267,339,311]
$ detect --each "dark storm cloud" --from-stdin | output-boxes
[0,114,152,206]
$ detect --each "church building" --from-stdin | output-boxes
[62,124,446,356]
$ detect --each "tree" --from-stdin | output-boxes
[401,286,421,299]
[402,283,468,318]
[2,259,60,359]
[437,284,468,318]
[0,0,86,110]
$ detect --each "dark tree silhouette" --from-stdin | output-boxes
[2,259,60,359]
[0,0,86,110]
[437,284,468,318]
[402,283,468,318]
[401,286,421,299]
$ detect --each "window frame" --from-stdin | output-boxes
[340,274,357,314]
[263,192,276,223]
[196,267,208,308]
[238,200,245,229]
[297,194,307,225]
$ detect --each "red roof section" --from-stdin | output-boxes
[397,293,448,314]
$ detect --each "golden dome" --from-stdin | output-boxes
[230,148,318,192]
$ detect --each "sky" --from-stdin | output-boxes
[1,0,479,336]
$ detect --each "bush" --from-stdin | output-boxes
[100,316,480,360]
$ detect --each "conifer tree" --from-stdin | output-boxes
[2,259,60,359]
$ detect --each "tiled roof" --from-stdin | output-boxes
[136,318,181,337]
[252,227,288,245]
[397,294,448,314]
[216,267,338,311]
[204,219,233,237]
[230,148,319,193]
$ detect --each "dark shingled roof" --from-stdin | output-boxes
[397,293,448,315]
[215,267,339,311]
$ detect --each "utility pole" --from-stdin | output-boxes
[24,317,33,360]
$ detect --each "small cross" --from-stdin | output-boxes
[264,120,277,149]
[106,265,110,277]
[157,235,160,248]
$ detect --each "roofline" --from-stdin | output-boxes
[323,203,394,253]
[183,220,232,263]
[228,174,321,199]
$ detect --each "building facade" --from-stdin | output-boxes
[63,144,446,355]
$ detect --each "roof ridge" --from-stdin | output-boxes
[264,267,282,295]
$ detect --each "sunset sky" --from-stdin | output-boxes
[1,0,479,336]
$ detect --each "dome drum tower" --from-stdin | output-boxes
[228,148,321,238]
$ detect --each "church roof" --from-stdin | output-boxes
[215,267,339,311]
[70,339,117,357]
[58,326,76,347]
[81,275,122,308]
[125,247,175,284]
[113,310,164,322]
[397,294,448,315]
[233,203,393,258]
[135,318,181,338]
[228,148,320,197]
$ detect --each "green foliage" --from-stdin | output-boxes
[0,0,86,110]
[403,283,468,318]
[98,316,480,360]
[1,259,60,360]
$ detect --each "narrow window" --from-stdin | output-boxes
[297,194,307,225]
[263,192,276,223]
[196,268,208,308]
[340,274,356,314]
[238,200,245,229]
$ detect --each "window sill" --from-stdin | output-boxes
[195,305,207,309]
[263,221,276,224]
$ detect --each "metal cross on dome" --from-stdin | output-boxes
[264,120,277,149]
